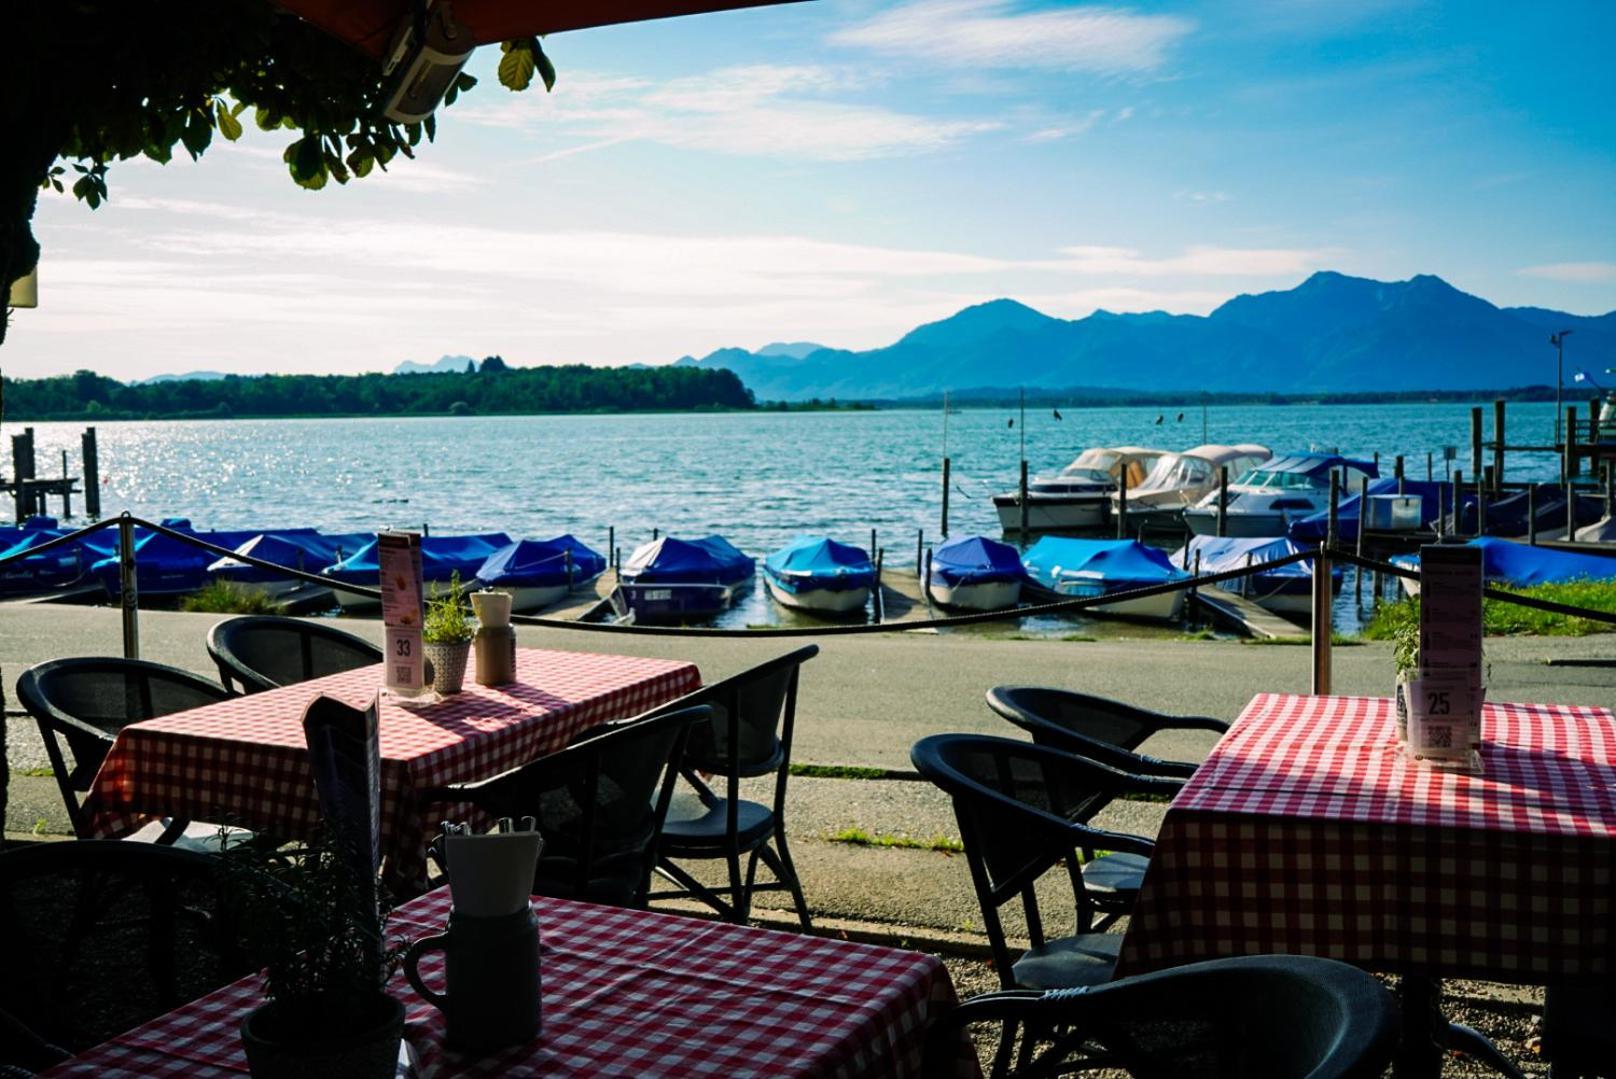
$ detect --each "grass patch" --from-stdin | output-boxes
[790,763,889,781]
[1242,633,1361,646]
[1363,581,1616,639]
[180,580,282,615]
[828,827,964,853]
[13,767,55,778]
[1177,628,1217,641]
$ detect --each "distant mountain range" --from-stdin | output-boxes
[394,354,477,375]
[673,272,1616,401]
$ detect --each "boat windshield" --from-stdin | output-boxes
[1135,453,1214,492]
[1068,449,1119,473]
[1051,467,1113,484]
[1234,468,1327,491]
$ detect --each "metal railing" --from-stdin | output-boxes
[3,513,1613,693]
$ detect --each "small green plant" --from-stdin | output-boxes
[789,763,889,781]
[827,827,964,853]
[182,580,282,615]
[423,571,474,644]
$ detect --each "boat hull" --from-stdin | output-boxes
[484,572,604,613]
[928,578,1022,612]
[994,495,1108,533]
[612,579,747,623]
[1183,508,1296,538]
[1043,584,1185,621]
[764,576,870,614]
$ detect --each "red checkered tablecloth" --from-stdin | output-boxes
[44,889,969,1078]
[82,648,700,889]
[1117,692,1616,983]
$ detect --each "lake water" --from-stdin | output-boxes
[14,401,1569,633]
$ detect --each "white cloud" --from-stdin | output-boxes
[1178,190,1230,204]
[459,63,999,161]
[1044,244,1327,277]
[1518,262,1616,283]
[1023,109,1107,142]
[831,1,1194,74]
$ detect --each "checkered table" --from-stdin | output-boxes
[44,888,968,1078]
[82,648,701,890]
[1117,692,1616,983]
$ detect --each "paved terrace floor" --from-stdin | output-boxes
[3,603,1612,945]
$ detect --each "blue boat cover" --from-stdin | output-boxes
[92,528,263,595]
[476,536,607,588]
[1394,537,1616,588]
[1258,453,1379,480]
[1022,537,1186,592]
[763,537,876,592]
[324,533,513,584]
[622,535,754,586]
[1179,534,1341,583]
[209,532,354,584]
[1288,479,1446,544]
[0,529,84,592]
[930,535,1025,588]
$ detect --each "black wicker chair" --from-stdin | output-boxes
[14,657,232,840]
[419,706,707,908]
[206,615,383,695]
[985,686,1228,779]
[649,645,818,928]
[0,841,249,1060]
[1540,984,1616,1078]
[911,733,1180,991]
[922,954,1399,1079]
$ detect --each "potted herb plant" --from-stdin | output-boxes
[423,570,474,694]
[223,828,406,1078]
[1391,602,1419,746]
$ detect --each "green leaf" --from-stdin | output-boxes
[254,106,279,132]
[534,40,557,92]
[216,101,243,141]
[423,114,436,142]
[180,111,213,159]
[71,175,101,209]
[497,43,536,91]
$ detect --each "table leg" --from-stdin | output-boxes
[1394,976,1446,1079]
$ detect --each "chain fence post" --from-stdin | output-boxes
[118,513,140,659]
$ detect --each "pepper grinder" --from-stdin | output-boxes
[471,590,516,685]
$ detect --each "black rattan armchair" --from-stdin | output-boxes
[649,645,819,928]
[986,686,1229,779]
[0,841,249,1058]
[206,615,382,695]
[911,733,1180,991]
[14,657,232,840]
[922,954,1399,1079]
[419,706,707,908]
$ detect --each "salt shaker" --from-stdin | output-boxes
[471,590,517,685]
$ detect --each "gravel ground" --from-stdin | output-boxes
[939,954,1548,1076]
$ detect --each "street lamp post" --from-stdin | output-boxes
[1551,329,1574,445]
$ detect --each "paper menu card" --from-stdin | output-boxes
[379,531,425,695]
[1410,543,1483,771]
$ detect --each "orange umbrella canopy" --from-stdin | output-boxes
[276,0,801,58]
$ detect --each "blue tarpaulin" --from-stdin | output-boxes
[92,528,264,595]
[1259,453,1379,479]
[930,535,1025,588]
[1394,537,1616,588]
[475,536,607,588]
[622,535,754,586]
[1288,478,1446,544]
[1022,537,1186,593]
[209,532,360,584]
[1179,534,1338,581]
[763,537,876,593]
[324,533,512,585]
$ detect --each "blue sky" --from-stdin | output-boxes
[9,0,1614,380]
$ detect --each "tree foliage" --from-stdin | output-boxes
[2,2,553,345]
[2,364,757,419]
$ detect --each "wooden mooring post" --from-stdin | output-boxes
[940,457,951,538]
[1116,474,1128,539]
[1566,408,1580,480]
[1018,459,1029,539]
[1493,399,1506,485]
[81,427,100,519]
[1217,466,1229,538]
[1311,541,1332,695]
[607,526,615,570]
[1528,485,1538,546]
[1354,476,1368,606]
[1470,407,1483,482]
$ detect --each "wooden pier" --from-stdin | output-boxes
[1190,589,1297,640]
[4,425,100,523]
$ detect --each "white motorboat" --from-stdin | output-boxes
[994,446,1166,533]
[763,537,877,616]
[1021,537,1187,621]
[1111,444,1271,537]
[927,535,1025,611]
[1183,453,1379,537]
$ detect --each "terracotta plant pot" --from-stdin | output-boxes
[423,640,472,694]
[240,993,404,1079]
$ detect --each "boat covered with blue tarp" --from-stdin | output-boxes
[1287,478,1447,544]
[209,531,368,598]
[1177,534,1341,617]
[1392,536,1616,594]
[927,535,1024,611]
[92,527,268,597]
[474,535,607,612]
[323,532,513,611]
[613,535,754,623]
[1022,537,1187,620]
[763,536,877,615]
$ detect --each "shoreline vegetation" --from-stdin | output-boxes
[1364,582,1616,639]
[0,363,1587,422]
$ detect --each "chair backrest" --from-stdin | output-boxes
[922,955,1399,1079]
[14,658,231,836]
[206,615,383,695]
[987,686,1226,777]
[422,705,709,907]
[0,841,249,1056]
[912,733,1158,986]
[677,645,818,778]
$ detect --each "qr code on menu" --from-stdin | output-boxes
[1428,725,1453,749]
[395,666,412,682]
